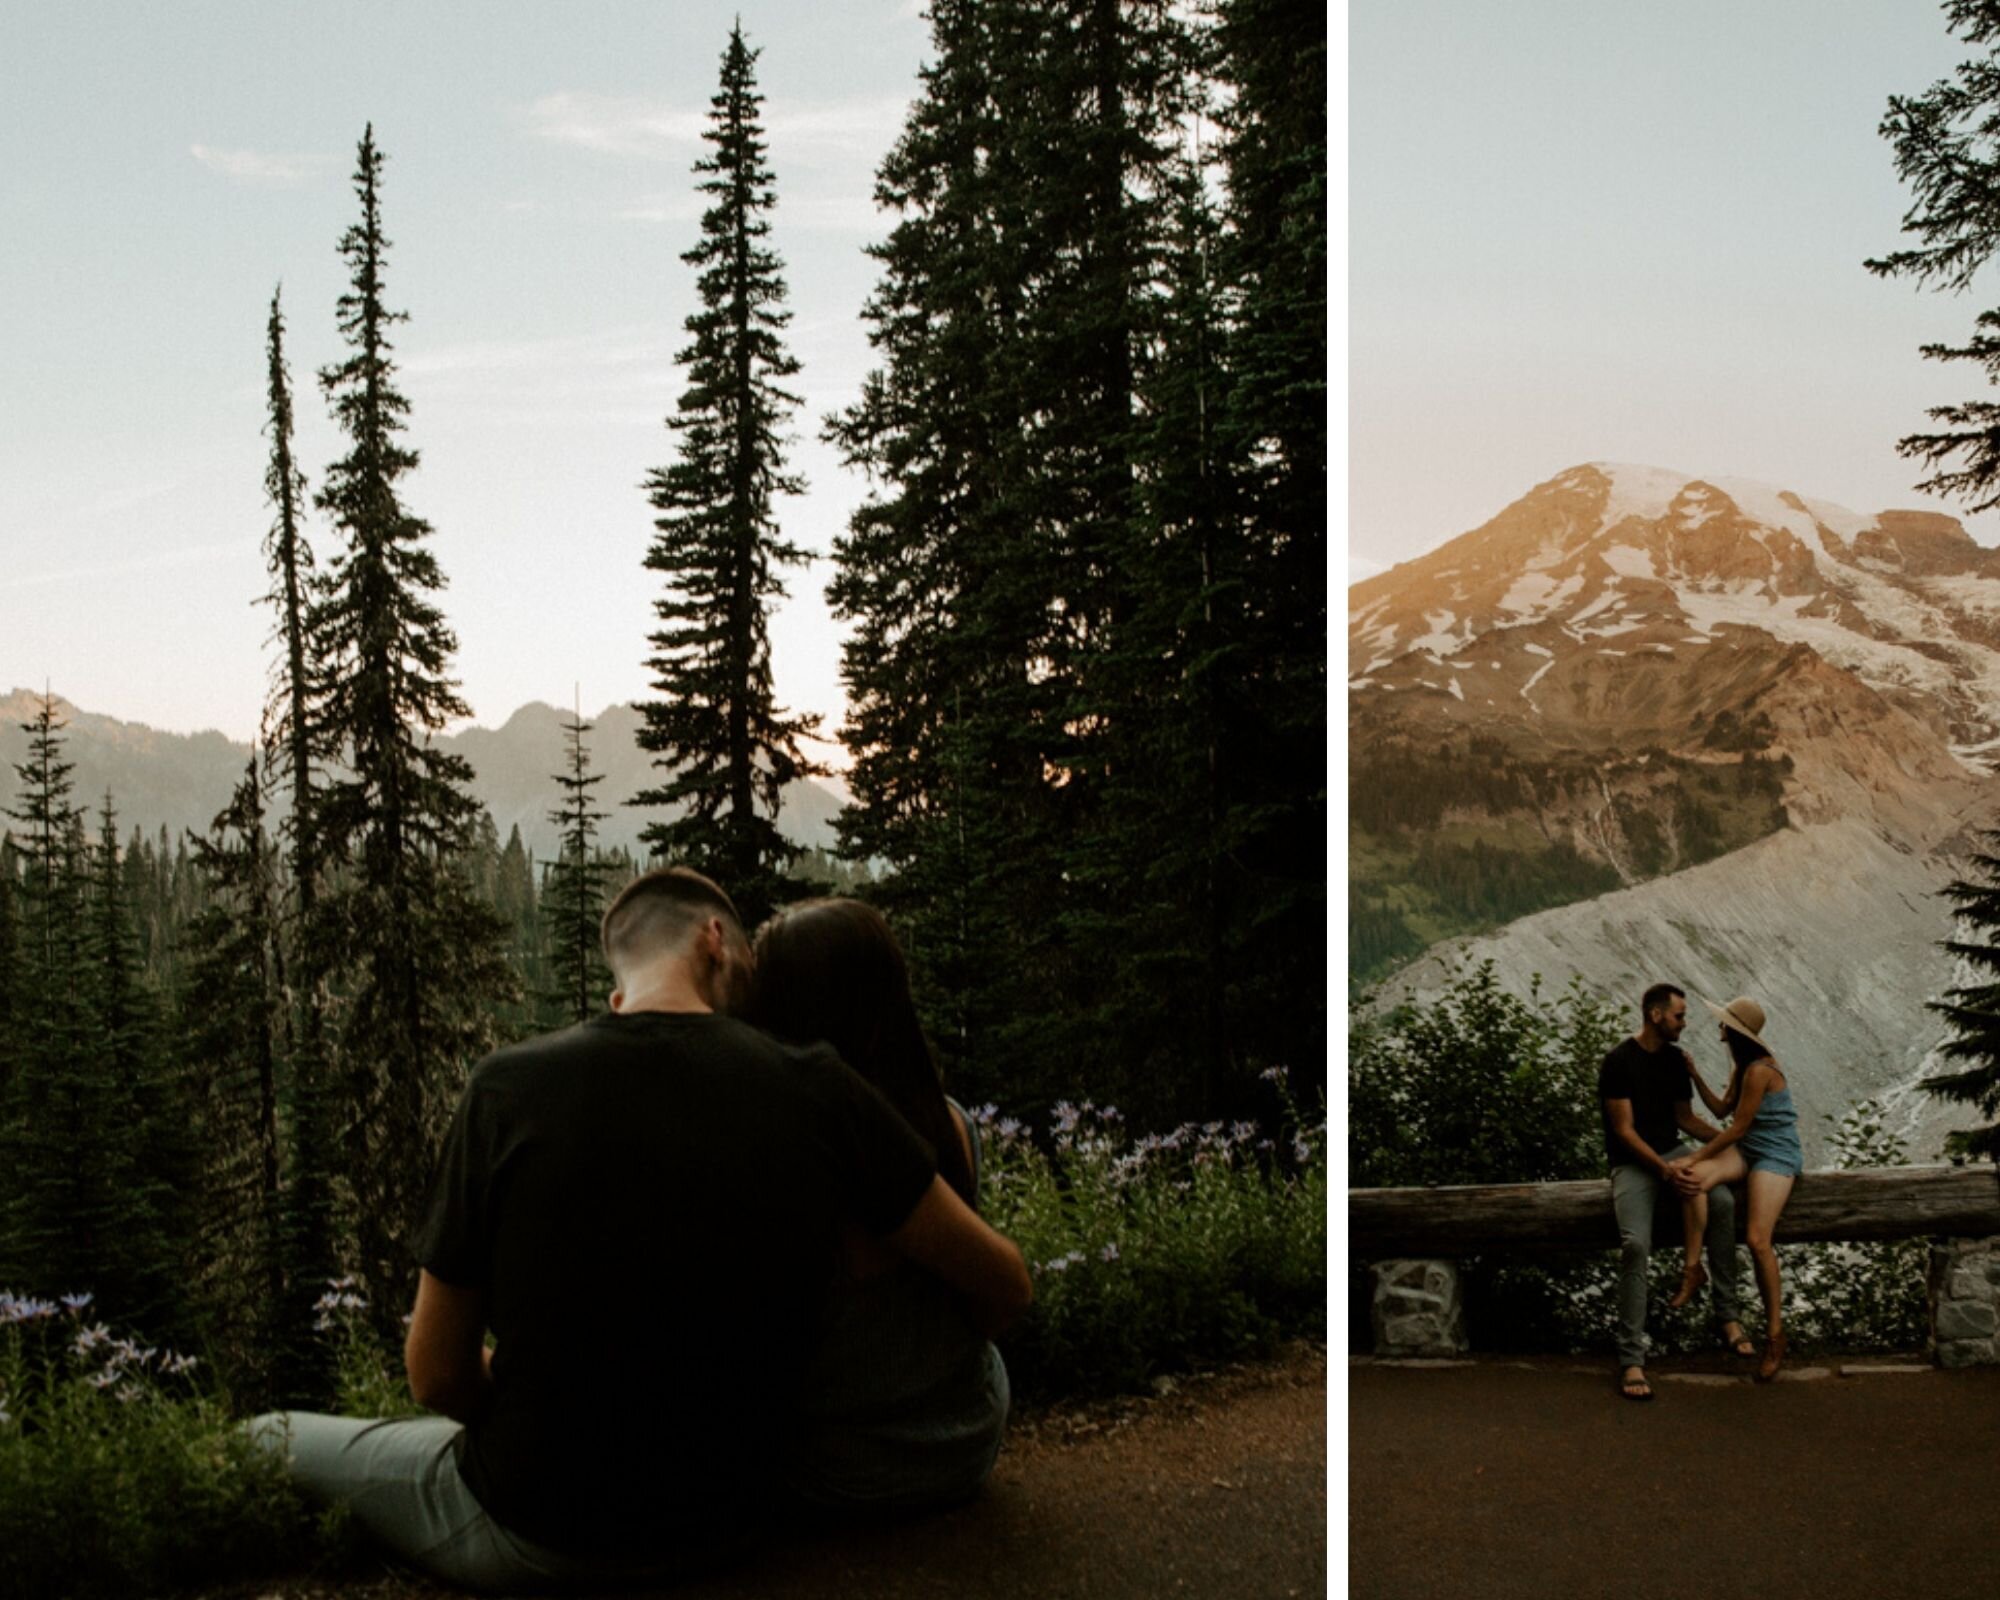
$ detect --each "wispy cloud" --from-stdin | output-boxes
[189,144,327,187]
[1,540,245,594]
[522,92,909,163]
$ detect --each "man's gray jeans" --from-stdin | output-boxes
[244,1412,677,1594]
[1610,1152,1741,1369]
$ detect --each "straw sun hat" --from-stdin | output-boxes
[1699,994,1771,1053]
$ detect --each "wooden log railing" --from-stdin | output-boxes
[1350,1164,2000,1259]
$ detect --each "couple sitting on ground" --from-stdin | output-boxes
[1600,983,1805,1400]
[249,866,1034,1592]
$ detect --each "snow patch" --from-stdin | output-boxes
[1798,495,1876,543]
[1597,649,1629,657]
[1591,462,1690,528]
[1570,587,1625,625]
[1408,609,1465,657]
[1600,543,1657,580]
[1446,677,1464,700]
[1498,571,1561,616]
[1706,477,1832,558]
[1522,658,1556,695]
[1523,643,1554,658]
[1577,618,1647,638]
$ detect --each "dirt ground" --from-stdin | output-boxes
[1348,1354,2000,1600]
[225,1343,1327,1599]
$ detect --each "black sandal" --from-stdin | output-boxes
[1619,1370,1654,1402]
[1722,1324,1757,1359]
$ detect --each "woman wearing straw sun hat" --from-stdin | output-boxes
[1665,995,1805,1382]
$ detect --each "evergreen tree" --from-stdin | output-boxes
[0,699,98,1300]
[1925,830,2000,1159]
[181,754,288,1392]
[1211,0,1328,1093]
[1869,1,2000,509]
[311,125,514,1310]
[0,837,19,1102]
[828,0,1209,1117]
[634,24,822,928]
[260,284,342,1390]
[82,794,191,1334]
[540,709,613,1026]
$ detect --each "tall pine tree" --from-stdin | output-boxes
[540,706,613,1025]
[0,700,101,1301]
[1868,0,2000,509]
[634,24,822,928]
[311,125,513,1310]
[1925,830,2000,1159]
[828,0,1211,1119]
[181,753,289,1394]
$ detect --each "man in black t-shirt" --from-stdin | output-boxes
[1600,982,1747,1402]
[249,867,1033,1591]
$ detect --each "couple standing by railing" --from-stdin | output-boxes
[1602,984,1805,1400]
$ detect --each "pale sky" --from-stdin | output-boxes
[3,0,936,754]
[1350,0,2000,586]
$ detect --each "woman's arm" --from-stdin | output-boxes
[1686,1050,1732,1119]
[1687,1061,1772,1164]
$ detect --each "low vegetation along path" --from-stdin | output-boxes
[228,1344,1326,1600]
[1350,1355,2000,1600]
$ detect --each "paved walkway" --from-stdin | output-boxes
[1349,1355,2000,1600]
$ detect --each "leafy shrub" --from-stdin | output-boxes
[1349,959,1623,1188]
[976,1082,1326,1401]
[0,1292,308,1600]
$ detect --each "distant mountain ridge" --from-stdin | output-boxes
[0,691,846,864]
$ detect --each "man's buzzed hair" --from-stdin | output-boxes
[1640,982,1685,1022]
[601,866,744,983]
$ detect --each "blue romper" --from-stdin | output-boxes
[1738,1082,1804,1177]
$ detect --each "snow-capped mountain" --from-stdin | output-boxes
[1349,462,1999,833]
[1349,463,2000,1162]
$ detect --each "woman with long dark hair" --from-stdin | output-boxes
[1668,995,1805,1381]
[741,896,1007,1511]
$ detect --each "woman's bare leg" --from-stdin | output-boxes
[1745,1169,1796,1339]
[1686,1150,1752,1350]
[1667,1186,1708,1308]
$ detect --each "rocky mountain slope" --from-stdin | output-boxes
[0,692,845,864]
[1350,463,2000,1160]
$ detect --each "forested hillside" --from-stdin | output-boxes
[0,0,1326,1416]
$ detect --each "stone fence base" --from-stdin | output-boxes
[1929,1237,2000,1368]
[1368,1236,2000,1366]
[1369,1259,1467,1357]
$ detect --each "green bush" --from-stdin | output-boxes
[977,1086,1326,1401]
[0,1293,309,1599]
[1349,959,1622,1188]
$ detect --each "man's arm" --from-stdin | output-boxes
[885,1175,1034,1338]
[404,1269,495,1424]
[1674,1097,1722,1144]
[1604,1097,1674,1178]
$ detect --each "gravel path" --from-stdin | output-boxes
[228,1343,1327,1599]
[1349,1354,2000,1600]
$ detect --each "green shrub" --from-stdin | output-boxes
[1349,959,1622,1188]
[976,1084,1326,1401]
[0,1293,309,1600]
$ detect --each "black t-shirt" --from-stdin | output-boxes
[413,1010,938,1559]
[1597,1036,1693,1168]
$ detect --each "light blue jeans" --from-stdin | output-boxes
[245,1412,677,1594]
[1610,1153,1742,1369]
